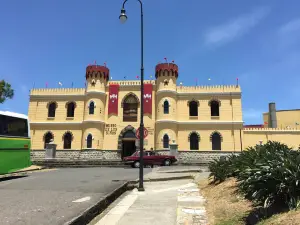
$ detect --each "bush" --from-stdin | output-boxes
[208,157,231,184]
[208,141,300,210]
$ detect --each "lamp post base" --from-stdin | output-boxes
[138,187,145,192]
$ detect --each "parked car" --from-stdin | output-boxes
[123,150,177,168]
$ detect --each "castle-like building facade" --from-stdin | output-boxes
[28,62,300,160]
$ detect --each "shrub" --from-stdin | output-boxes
[237,142,300,209]
[208,141,300,210]
[208,154,237,184]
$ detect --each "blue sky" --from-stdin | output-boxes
[1,0,300,124]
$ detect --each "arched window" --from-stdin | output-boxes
[123,94,138,122]
[67,102,75,117]
[163,134,169,149]
[87,134,93,148]
[163,100,169,114]
[89,101,95,115]
[48,102,57,118]
[190,133,199,150]
[189,101,198,116]
[210,100,220,116]
[63,132,72,149]
[44,132,53,149]
[212,132,222,150]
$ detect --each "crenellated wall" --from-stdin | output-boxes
[30,88,85,96]
[243,127,300,149]
[177,85,241,93]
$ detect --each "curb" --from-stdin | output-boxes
[160,169,203,173]
[0,167,46,179]
[65,182,132,225]
[144,175,194,182]
[129,175,195,183]
[18,166,46,173]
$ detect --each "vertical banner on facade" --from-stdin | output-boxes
[143,83,152,114]
[108,84,119,115]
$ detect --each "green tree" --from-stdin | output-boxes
[0,80,14,103]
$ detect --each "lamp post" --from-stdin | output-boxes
[119,0,145,192]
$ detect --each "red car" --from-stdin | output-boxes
[123,151,177,168]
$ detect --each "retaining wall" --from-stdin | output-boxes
[31,150,240,166]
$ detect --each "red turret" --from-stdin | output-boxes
[85,65,109,81]
[155,63,179,79]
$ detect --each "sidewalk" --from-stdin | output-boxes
[90,169,210,225]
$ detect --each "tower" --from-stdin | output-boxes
[82,65,109,149]
[155,63,179,149]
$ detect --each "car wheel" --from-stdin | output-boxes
[133,161,140,168]
[164,159,171,166]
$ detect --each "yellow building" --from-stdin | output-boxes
[28,63,300,162]
[263,104,300,129]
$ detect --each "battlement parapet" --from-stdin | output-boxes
[108,80,155,86]
[177,85,241,93]
[244,127,300,132]
[30,88,85,96]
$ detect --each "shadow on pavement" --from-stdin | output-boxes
[0,175,28,182]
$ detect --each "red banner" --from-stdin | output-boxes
[143,84,152,114]
[108,84,119,115]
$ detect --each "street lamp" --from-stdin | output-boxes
[120,0,145,192]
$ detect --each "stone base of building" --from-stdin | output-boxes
[31,150,239,166]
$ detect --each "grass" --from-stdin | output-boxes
[257,210,300,225]
[199,178,300,225]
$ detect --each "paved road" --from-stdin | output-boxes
[0,167,151,225]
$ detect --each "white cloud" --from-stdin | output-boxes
[279,18,300,34]
[204,7,270,46]
[277,18,300,49]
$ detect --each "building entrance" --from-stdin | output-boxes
[122,130,136,158]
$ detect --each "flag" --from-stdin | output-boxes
[58,82,63,86]
[124,76,126,79]
[71,82,74,88]
[171,60,174,63]
[136,76,139,79]
[45,82,48,88]
[164,57,167,63]
[104,62,107,67]
[195,78,198,86]
[94,60,97,65]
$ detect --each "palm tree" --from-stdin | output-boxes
[0,80,14,104]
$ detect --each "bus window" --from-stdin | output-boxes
[0,115,28,137]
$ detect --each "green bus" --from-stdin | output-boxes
[0,111,31,175]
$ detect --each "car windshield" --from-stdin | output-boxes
[132,151,140,156]
[131,151,158,156]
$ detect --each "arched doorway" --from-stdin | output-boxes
[122,130,136,158]
[122,93,139,122]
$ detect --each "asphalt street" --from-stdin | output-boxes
[0,167,151,225]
